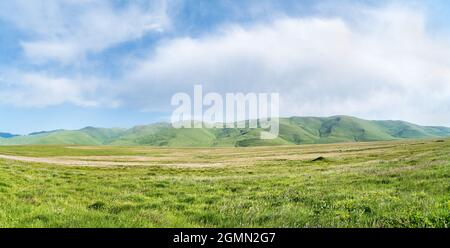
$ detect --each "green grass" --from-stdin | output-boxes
[0,139,449,227]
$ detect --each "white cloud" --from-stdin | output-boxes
[0,0,169,63]
[0,71,115,107]
[119,5,450,126]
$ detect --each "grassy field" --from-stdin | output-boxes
[0,139,449,227]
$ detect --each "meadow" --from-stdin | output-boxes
[0,139,449,227]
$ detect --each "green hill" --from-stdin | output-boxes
[1,116,450,147]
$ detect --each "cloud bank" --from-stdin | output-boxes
[1,1,450,126]
[121,5,450,125]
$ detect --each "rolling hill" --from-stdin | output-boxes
[1,116,450,147]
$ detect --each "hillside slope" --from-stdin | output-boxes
[1,116,449,147]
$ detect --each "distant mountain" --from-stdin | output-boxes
[29,129,64,136]
[0,127,126,146]
[0,132,18,138]
[1,116,450,147]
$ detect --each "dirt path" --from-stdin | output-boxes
[0,154,225,168]
[0,154,138,167]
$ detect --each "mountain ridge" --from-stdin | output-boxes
[1,116,450,147]
[0,132,18,139]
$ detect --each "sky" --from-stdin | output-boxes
[1,0,450,134]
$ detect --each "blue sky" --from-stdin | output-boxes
[1,0,450,134]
